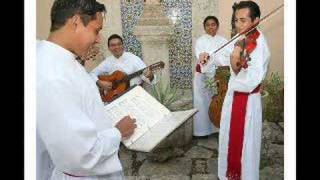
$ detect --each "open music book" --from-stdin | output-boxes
[103,85,197,152]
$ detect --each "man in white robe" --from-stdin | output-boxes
[209,1,271,179]
[193,16,228,137]
[37,0,137,179]
[90,34,155,95]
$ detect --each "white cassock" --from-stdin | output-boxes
[193,34,228,136]
[214,30,270,180]
[90,52,156,86]
[37,40,124,180]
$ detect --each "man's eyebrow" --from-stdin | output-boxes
[235,17,248,21]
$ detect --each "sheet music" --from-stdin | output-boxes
[104,86,171,147]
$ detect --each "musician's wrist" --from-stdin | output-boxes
[230,56,240,74]
[96,80,103,88]
[231,66,240,75]
[148,74,154,81]
[234,46,243,53]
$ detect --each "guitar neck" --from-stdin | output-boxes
[126,61,164,81]
[127,68,146,81]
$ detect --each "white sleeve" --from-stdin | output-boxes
[229,38,270,93]
[212,38,233,66]
[90,59,110,82]
[132,56,156,85]
[201,37,232,73]
[135,57,158,85]
[195,37,205,61]
[134,56,147,70]
[37,79,121,174]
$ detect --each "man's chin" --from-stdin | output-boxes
[115,52,123,57]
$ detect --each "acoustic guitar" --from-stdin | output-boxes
[98,61,165,102]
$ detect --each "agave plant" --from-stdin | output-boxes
[204,67,230,96]
[204,76,219,96]
[151,78,179,110]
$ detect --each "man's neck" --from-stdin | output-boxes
[206,33,216,37]
[47,30,75,54]
[114,52,124,59]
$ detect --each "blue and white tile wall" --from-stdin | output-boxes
[121,0,192,88]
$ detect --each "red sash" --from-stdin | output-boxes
[226,85,260,180]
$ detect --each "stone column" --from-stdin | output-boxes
[133,0,173,82]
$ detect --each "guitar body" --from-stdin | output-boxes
[98,70,130,102]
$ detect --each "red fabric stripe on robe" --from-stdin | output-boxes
[226,85,260,180]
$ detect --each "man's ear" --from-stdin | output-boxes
[253,17,259,24]
[71,15,80,32]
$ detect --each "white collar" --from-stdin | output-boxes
[40,40,77,61]
[112,51,128,60]
[204,33,217,38]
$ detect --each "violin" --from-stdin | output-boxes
[98,61,165,102]
[234,28,260,69]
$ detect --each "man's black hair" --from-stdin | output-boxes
[233,1,261,21]
[107,34,123,47]
[50,0,106,32]
[203,16,220,28]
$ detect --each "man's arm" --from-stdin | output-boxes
[195,36,207,61]
[133,55,156,84]
[210,37,233,67]
[230,46,242,75]
[199,37,232,73]
[37,80,136,174]
[90,59,113,90]
[90,59,110,83]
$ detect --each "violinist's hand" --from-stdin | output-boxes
[97,80,113,92]
[232,46,242,59]
[230,46,242,74]
[199,52,210,64]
